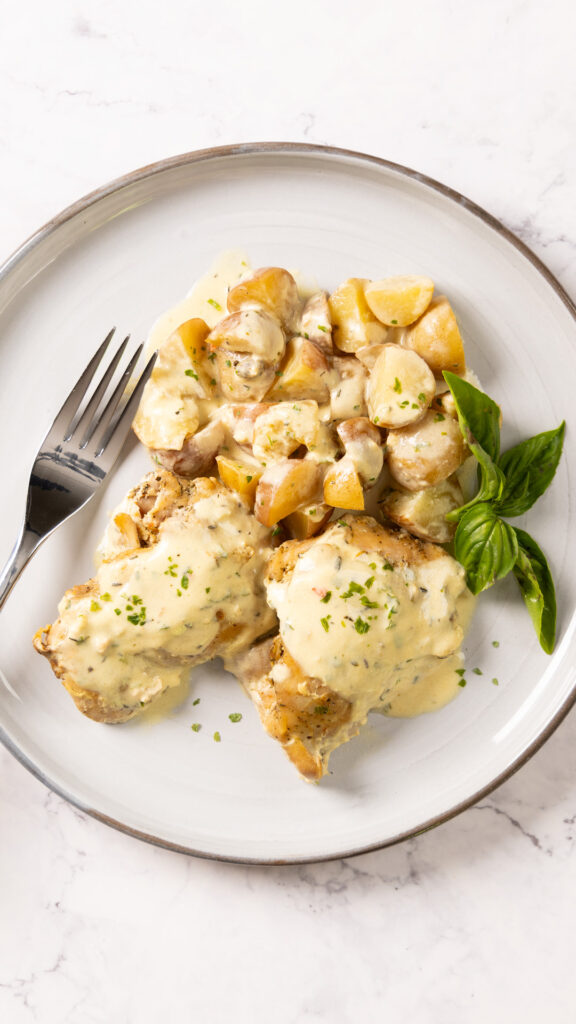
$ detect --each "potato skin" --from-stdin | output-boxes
[226,267,300,330]
[402,296,465,377]
[364,275,434,327]
[386,410,467,491]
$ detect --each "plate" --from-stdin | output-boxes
[1,143,575,864]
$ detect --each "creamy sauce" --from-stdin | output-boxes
[52,489,275,710]
[266,534,474,725]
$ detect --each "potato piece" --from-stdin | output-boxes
[367,345,435,428]
[220,402,271,445]
[227,267,300,331]
[215,349,275,401]
[329,279,388,353]
[283,502,332,540]
[174,318,211,361]
[381,478,464,543]
[267,338,332,402]
[386,410,467,491]
[208,309,285,362]
[330,356,368,419]
[253,401,319,461]
[298,292,333,354]
[216,456,262,505]
[336,417,383,487]
[364,276,434,327]
[355,343,387,372]
[153,418,225,477]
[255,460,322,526]
[323,457,365,510]
[403,296,465,377]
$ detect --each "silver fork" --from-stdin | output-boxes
[0,329,157,610]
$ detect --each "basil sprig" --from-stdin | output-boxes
[443,372,564,653]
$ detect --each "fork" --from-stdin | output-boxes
[0,329,157,611]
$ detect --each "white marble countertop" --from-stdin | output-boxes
[1,1,575,1021]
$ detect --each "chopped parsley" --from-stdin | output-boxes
[434,412,445,422]
[354,617,370,634]
[391,319,398,325]
[340,581,365,599]
[492,640,500,648]
[472,667,483,675]
[458,679,467,688]
[192,698,201,706]
[393,377,402,393]
[317,324,329,333]
[191,723,201,732]
[320,616,331,632]
[180,574,189,590]
[207,298,222,311]
[185,368,199,380]
[246,475,253,483]
[213,731,221,742]
[90,600,101,612]
[320,591,332,604]
[364,576,375,589]
[101,592,112,602]
[229,713,243,723]
[492,678,499,686]
[360,596,379,609]
[417,392,426,402]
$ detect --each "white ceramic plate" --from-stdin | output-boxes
[1,144,575,864]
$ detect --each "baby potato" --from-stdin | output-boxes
[208,309,285,363]
[216,456,262,506]
[330,356,368,419]
[153,418,226,478]
[329,279,388,353]
[323,457,365,511]
[366,345,435,428]
[364,276,434,327]
[336,417,383,486]
[386,410,467,491]
[174,318,211,361]
[283,502,332,540]
[298,292,333,354]
[381,478,464,543]
[255,459,321,526]
[253,401,319,461]
[215,349,275,401]
[227,267,300,331]
[267,338,332,402]
[402,296,466,377]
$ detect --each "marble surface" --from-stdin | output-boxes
[1,1,576,1021]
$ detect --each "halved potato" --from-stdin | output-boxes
[366,345,435,428]
[336,417,383,486]
[402,296,466,377]
[330,356,368,419]
[254,460,321,526]
[152,418,225,477]
[283,502,332,540]
[252,401,319,461]
[208,309,285,362]
[216,455,262,505]
[386,410,467,491]
[323,458,365,510]
[267,338,332,402]
[364,276,434,327]
[381,478,463,543]
[227,267,300,330]
[328,279,387,353]
[298,292,333,354]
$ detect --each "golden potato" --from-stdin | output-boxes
[323,458,365,510]
[174,318,211,360]
[298,292,333,354]
[330,356,368,419]
[402,296,466,377]
[364,276,434,327]
[254,460,322,526]
[227,267,300,330]
[386,410,467,491]
[216,456,262,505]
[283,502,332,540]
[267,338,332,402]
[366,345,435,428]
[215,349,275,401]
[208,309,285,362]
[381,478,463,543]
[328,279,387,353]
[336,417,383,486]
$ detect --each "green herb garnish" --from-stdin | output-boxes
[443,372,564,652]
[229,713,242,723]
[320,591,332,603]
[191,723,201,732]
[207,298,222,311]
[354,617,370,634]
[185,368,199,380]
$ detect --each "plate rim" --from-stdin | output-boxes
[1,140,575,866]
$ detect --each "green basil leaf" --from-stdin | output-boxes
[443,371,502,461]
[495,422,565,517]
[512,527,557,654]
[445,454,505,522]
[453,503,518,594]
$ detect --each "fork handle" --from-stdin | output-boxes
[0,526,41,612]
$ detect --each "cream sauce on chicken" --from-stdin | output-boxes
[266,536,474,723]
[50,490,275,710]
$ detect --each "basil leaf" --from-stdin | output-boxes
[512,527,557,654]
[495,422,565,517]
[443,371,502,461]
[445,454,505,522]
[453,503,518,595]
